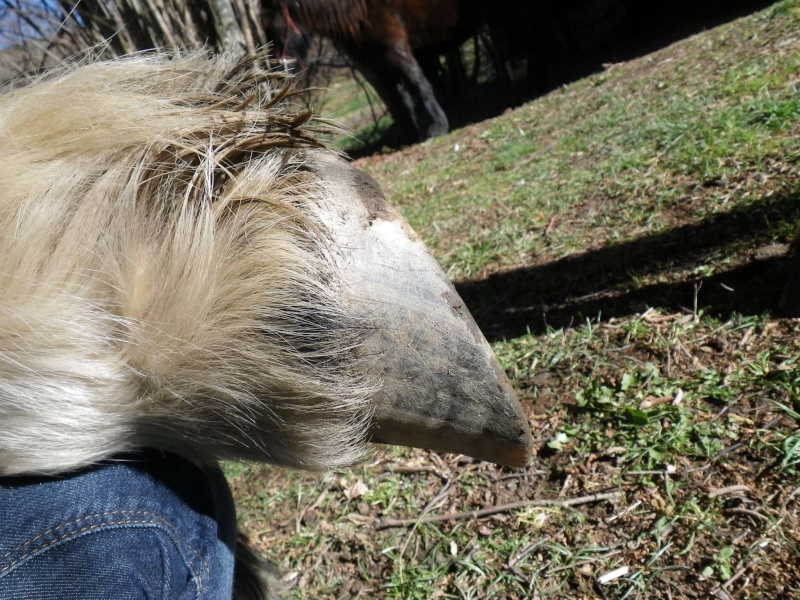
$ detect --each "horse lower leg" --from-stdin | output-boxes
[386,41,449,140]
[343,47,422,143]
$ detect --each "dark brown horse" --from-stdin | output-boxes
[263,0,548,143]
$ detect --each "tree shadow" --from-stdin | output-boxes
[455,188,800,341]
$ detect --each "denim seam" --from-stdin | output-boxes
[0,510,209,593]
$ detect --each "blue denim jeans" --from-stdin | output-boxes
[0,452,237,599]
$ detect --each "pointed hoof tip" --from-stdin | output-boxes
[460,430,534,469]
[369,415,534,469]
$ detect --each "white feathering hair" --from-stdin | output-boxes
[0,52,378,475]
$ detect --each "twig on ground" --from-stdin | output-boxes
[376,490,623,529]
[421,482,453,514]
[559,474,573,497]
[548,552,622,575]
[711,393,745,421]
[725,507,769,522]
[711,588,733,600]
[508,534,554,568]
[708,484,751,498]
[607,500,642,523]
[545,215,558,237]
[625,466,677,477]
[298,489,329,527]
[712,442,745,461]
[721,564,750,590]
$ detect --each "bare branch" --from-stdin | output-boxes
[376,490,624,529]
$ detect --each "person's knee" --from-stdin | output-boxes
[1,526,205,599]
[0,454,236,600]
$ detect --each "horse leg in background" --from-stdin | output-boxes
[340,46,420,143]
[386,39,450,139]
[347,38,449,142]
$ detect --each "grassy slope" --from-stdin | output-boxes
[229,3,800,598]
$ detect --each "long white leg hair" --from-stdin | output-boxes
[0,53,377,476]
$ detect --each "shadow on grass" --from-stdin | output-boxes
[456,187,800,341]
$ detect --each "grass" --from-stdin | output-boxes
[357,4,800,281]
[226,2,800,598]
